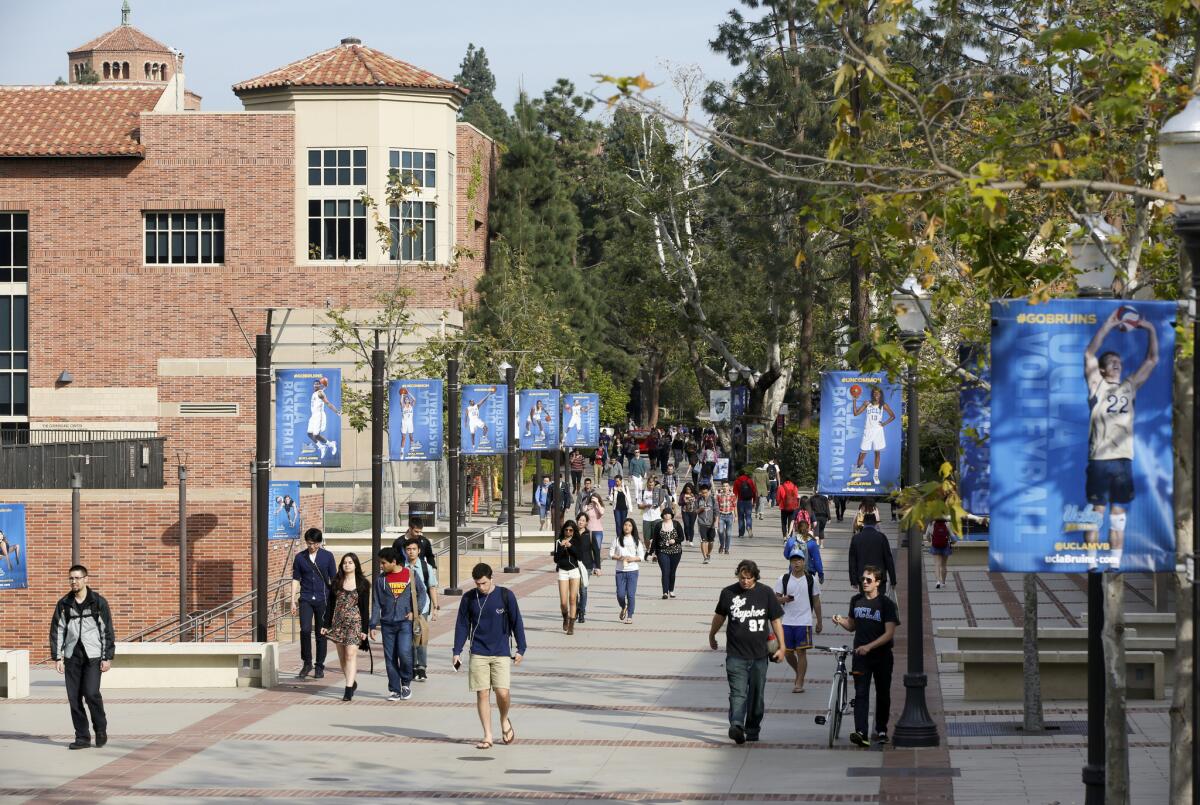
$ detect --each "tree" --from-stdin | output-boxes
[454,44,511,142]
[76,64,99,84]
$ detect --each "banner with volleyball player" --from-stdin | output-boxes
[989,299,1175,573]
[461,384,507,456]
[388,379,443,461]
[816,371,903,496]
[518,389,560,451]
[276,368,342,467]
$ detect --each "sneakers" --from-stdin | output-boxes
[728,724,746,745]
[314,666,325,679]
[875,731,889,744]
[703,558,709,564]
[298,664,312,679]
[935,581,942,589]
[415,668,428,682]
[399,686,413,701]
[68,738,91,750]
[850,731,870,747]
[95,732,107,748]
[577,614,586,623]
[668,591,676,598]
[387,691,402,702]
[329,440,338,456]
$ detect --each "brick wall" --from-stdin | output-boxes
[455,123,497,307]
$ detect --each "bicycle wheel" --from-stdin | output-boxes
[827,672,845,747]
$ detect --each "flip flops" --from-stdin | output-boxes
[502,720,516,745]
[475,740,493,750]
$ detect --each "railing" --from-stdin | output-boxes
[1,429,159,446]
[0,433,165,489]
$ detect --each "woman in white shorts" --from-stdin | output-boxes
[552,521,587,635]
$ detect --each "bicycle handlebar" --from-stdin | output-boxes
[814,644,852,655]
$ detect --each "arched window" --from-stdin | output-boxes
[122,62,129,79]
[151,64,159,80]
[160,63,168,81]
[103,62,111,79]
[144,63,150,79]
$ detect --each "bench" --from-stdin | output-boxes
[939,649,1165,701]
[0,649,29,699]
[937,626,1141,652]
[106,641,278,689]
[946,540,989,567]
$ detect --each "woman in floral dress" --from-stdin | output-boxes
[322,552,370,701]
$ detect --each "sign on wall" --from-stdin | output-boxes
[518,389,560,451]
[959,366,991,518]
[276,368,342,468]
[0,503,27,590]
[816,372,902,496]
[562,393,600,448]
[709,390,731,422]
[461,384,507,455]
[388,379,443,461]
[990,299,1174,573]
[269,481,302,540]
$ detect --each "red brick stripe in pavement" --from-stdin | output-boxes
[5,790,886,802]
[986,572,1023,626]
[1034,574,1082,627]
[949,572,976,628]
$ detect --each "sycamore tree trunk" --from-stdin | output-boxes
[1022,573,1044,732]
[1170,283,1195,802]
[640,354,666,429]
[1103,575,1129,803]
[794,292,816,427]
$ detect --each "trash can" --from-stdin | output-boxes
[407,501,437,528]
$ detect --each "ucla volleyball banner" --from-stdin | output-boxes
[959,367,991,518]
[389,380,443,461]
[816,372,902,496]
[276,368,342,467]
[0,503,27,590]
[462,384,507,455]
[518,389,560,451]
[989,299,1174,573]
[562,393,600,447]
[269,481,302,540]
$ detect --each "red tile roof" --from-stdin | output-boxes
[233,40,467,95]
[0,86,163,157]
[70,24,171,54]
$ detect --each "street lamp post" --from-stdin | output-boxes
[503,363,519,574]
[533,363,545,512]
[890,280,939,748]
[496,361,513,526]
[1158,97,1200,805]
[726,367,740,468]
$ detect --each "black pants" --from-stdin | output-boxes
[852,649,893,735]
[65,645,107,740]
[298,598,328,669]
[814,516,828,539]
[571,471,582,493]
[780,508,795,536]
[834,497,847,520]
[658,551,681,594]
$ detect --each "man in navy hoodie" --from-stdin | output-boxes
[453,563,528,750]
[369,547,427,702]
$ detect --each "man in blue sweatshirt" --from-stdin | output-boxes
[453,563,528,750]
[370,547,427,702]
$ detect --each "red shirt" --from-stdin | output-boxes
[733,474,757,501]
[386,568,411,599]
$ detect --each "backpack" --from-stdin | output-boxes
[780,484,800,511]
[767,463,778,481]
[931,519,952,549]
[793,508,812,526]
[779,571,817,612]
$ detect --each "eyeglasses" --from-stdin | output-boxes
[69,575,86,581]
[861,576,877,584]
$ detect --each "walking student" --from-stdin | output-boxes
[809,492,831,543]
[716,481,736,555]
[709,559,785,744]
[51,565,115,749]
[321,552,370,701]
[369,546,428,701]
[610,519,644,624]
[574,512,599,623]
[553,521,587,634]
[773,548,822,693]
[292,527,337,679]
[403,538,439,681]
[678,482,698,546]
[585,493,606,573]
[732,467,757,539]
[777,477,800,537]
[649,509,685,598]
[453,563,528,750]
[926,516,956,588]
[848,512,896,595]
[612,475,632,535]
[536,475,552,530]
[696,483,719,563]
[832,565,899,746]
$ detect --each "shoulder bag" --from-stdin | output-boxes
[408,569,430,648]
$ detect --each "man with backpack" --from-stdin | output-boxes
[732,468,758,539]
[51,564,115,749]
[402,538,439,682]
[776,477,801,537]
[808,492,831,542]
[773,548,822,693]
[764,459,780,507]
[926,516,956,588]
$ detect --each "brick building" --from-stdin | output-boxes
[0,10,496,653]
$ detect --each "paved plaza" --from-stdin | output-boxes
[0,512,1171,804]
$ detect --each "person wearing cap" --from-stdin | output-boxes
[773,547,822,693]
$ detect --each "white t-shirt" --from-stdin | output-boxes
[773,572,820,627]
[609,537,645,572]
[640,489,661,521]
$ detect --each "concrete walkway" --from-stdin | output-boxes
[0,508,1171,803]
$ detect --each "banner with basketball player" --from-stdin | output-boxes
[0,503,27,590]
[388,379,443,461]
[959,366,991,518]
[518,389,560,451]
[276,368,343,467]
[461,384,507,455]
[816,372,902,496]
[268,481,302,540]
[561,393,600,448]
[989,299,1174,573]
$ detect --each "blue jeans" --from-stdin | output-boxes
[615,569,639,617]
[658,551,681,594]
[737,500,754,536]
[380,621,414,693]
[726,655,769,738]
[592,531,604,568]
[718,513,733,552]
[412,637,428,673]
[614,507,628,535]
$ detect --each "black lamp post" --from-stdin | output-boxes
[496,360,513,526]
[726,367,740,468]
[503,363,519,574]
[890,280,939,748]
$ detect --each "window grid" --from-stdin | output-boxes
[308,148,367,186]
[0,213,28,283]
[388,149,436,188]
[389,201,436,262]
[0,294,28,417]
[144,212,225,265]
[308,199,367,261]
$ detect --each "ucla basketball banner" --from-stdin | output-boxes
[461,384,507,455]
[388,379,443,461]
[0,503,27,590]
[276,368,342,467]
[990,299,1174,573]
[959,367,991,518]
[562,393,600,447]
[518,389,560,451]
[816,372,902,496]
[269,481,302,540]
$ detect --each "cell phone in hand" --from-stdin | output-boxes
[453,659,462,672]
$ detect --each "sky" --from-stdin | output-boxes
[0,0,742,114]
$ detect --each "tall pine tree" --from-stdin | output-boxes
[453,44,511,142]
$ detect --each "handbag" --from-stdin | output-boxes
[408,568,430,648]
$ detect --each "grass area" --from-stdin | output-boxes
[324,512,372,533]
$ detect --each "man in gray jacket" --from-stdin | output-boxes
[50,564,115,749]
[696,484,720,564]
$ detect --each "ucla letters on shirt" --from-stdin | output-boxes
[716,582,784,660]
[847,592,900,650]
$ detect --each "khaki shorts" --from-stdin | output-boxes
[468,654,512,692]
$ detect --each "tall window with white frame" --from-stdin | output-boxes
[0,212,29,421]
[307,148,368,260]
[388,149,437,262]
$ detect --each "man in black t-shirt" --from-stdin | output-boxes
[832,564,900,747]
[710,559,785,745]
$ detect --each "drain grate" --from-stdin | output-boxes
[847,767,960,778]
[947,720,1132,737]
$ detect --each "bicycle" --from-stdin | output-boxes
[813,644,854,747]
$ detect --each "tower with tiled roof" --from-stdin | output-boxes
[67,2,179,86]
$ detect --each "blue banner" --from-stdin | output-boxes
[0,503,26,590]
[388,379,443,461]
[732,385,749,419]
[518,389,560,451]
[990,299,1174,573]
[562,393,600,447]
[276,368,342,467]
[462,384,507,455]
[816,372,902,496]
[269,481,302,540]
[959,367,991,519]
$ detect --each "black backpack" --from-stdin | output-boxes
[780,571,817,611]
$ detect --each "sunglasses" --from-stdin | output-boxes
[861,576,878,584]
